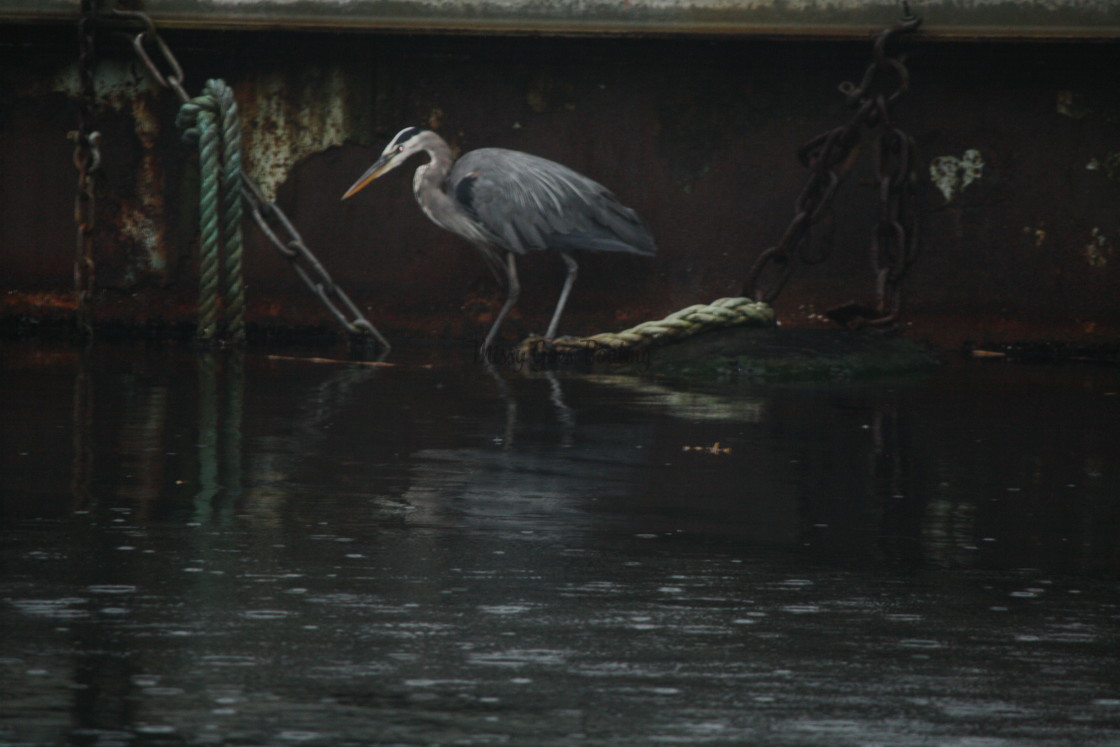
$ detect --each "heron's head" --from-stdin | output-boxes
[342,127,433,200]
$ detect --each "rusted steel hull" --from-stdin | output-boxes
[3,27,1119,348]
[5,0,1120,39]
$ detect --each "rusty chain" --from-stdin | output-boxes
[241,178,391,348]
[71,0,101,338]
[744,8,922,327]
[103,8,190,104]
[77,5,389,348]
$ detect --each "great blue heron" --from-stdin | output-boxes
[342,127,656,348]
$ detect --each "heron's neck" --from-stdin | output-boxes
[412,140,460,233]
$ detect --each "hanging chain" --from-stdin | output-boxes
[91,5,389,348]
[241,178,391,348]
[109,8,190,104]
[71,0,101,338]
[744,8,922,327]
[867,109,918,326]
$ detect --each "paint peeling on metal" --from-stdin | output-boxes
[41,61,169,277]
[1086,152,1120,182]
[1022,225,1047,248]
[119,96,169,276]
[238,66,364,201]
[929,149,984,203]
[1083,227,1112,268]
[1056,90,1090,119]
[46,59,158,111]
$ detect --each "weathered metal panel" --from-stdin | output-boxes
[2,26,1120,346]
[3,0,1120,39]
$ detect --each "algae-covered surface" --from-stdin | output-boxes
[646,327,940,380]
[566,326,942,380]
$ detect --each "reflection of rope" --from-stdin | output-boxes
[520,297,776,355]
[177,79,246,343]
[193,351,245,521]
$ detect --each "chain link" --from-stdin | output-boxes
[745,9,922,327]
[109,8,191,103]
[97,5,389,347]
[71,0,101,338]
[241,179,391,349]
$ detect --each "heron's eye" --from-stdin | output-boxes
[396,145,405,153]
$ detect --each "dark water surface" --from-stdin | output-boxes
[2,341,1119,746]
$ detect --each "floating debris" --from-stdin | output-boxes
[682,442,732,455]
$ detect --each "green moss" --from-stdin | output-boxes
[601,327,940,381]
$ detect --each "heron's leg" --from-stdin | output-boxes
[483,252,520,350]
[545,252,578,339]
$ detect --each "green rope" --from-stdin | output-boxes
[214,83,245,341]
[176,79,246,343]
[518,297,776,358]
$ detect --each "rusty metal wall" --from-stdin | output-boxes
[6,0,1120,39]
[2,24,1119,346]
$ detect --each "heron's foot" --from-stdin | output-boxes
[477,339,497,358]
[477,338,520,364]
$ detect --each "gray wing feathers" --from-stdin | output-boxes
[449,148,655,257]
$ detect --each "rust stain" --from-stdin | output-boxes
[238,64,367,201]
[117,94,169,279]
[1083,227,1113,268]
[34,60,170,283]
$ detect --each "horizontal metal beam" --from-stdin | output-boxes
[3,0,1120,39]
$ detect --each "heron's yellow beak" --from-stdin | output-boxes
[341,155,393,200]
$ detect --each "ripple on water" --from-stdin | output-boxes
[781,605,821,614]
[789,718,863,733]
[404,678,475,688]
[898,639,946,649]
[277,731,326,742]
[141,686,185,696]
[241,609,293,620]
[309,662,394,679]
[478,604,533,615]
[11,598,90,619]
[467,649,569,667]
[87,585,137,594]
[98,607,129,615]
[774,579,815,588]
[200,655,260,667]
[884,614,923,622]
